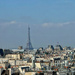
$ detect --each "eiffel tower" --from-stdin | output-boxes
[25,26,33,50]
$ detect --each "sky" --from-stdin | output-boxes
[0,0,75,49]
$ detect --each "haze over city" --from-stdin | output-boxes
[0,0,75,49]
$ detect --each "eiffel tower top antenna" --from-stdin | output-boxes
[28,26,30,43]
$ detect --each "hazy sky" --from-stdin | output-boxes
[0,0,75,49]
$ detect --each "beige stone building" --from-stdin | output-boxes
[5,54,21,60]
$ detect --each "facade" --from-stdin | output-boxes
[9,60,27,66]
[5,54,21,60]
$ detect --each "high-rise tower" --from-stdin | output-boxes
[25,26,33,50]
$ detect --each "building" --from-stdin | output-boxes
[5,54,21,60]
[0,48,4,56]
[4,49,12,55]
[55,45,63,50]
[46,45,54,51]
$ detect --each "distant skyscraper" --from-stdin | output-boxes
[25,26,33,50]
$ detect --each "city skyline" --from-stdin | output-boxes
[0,0,75,49]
